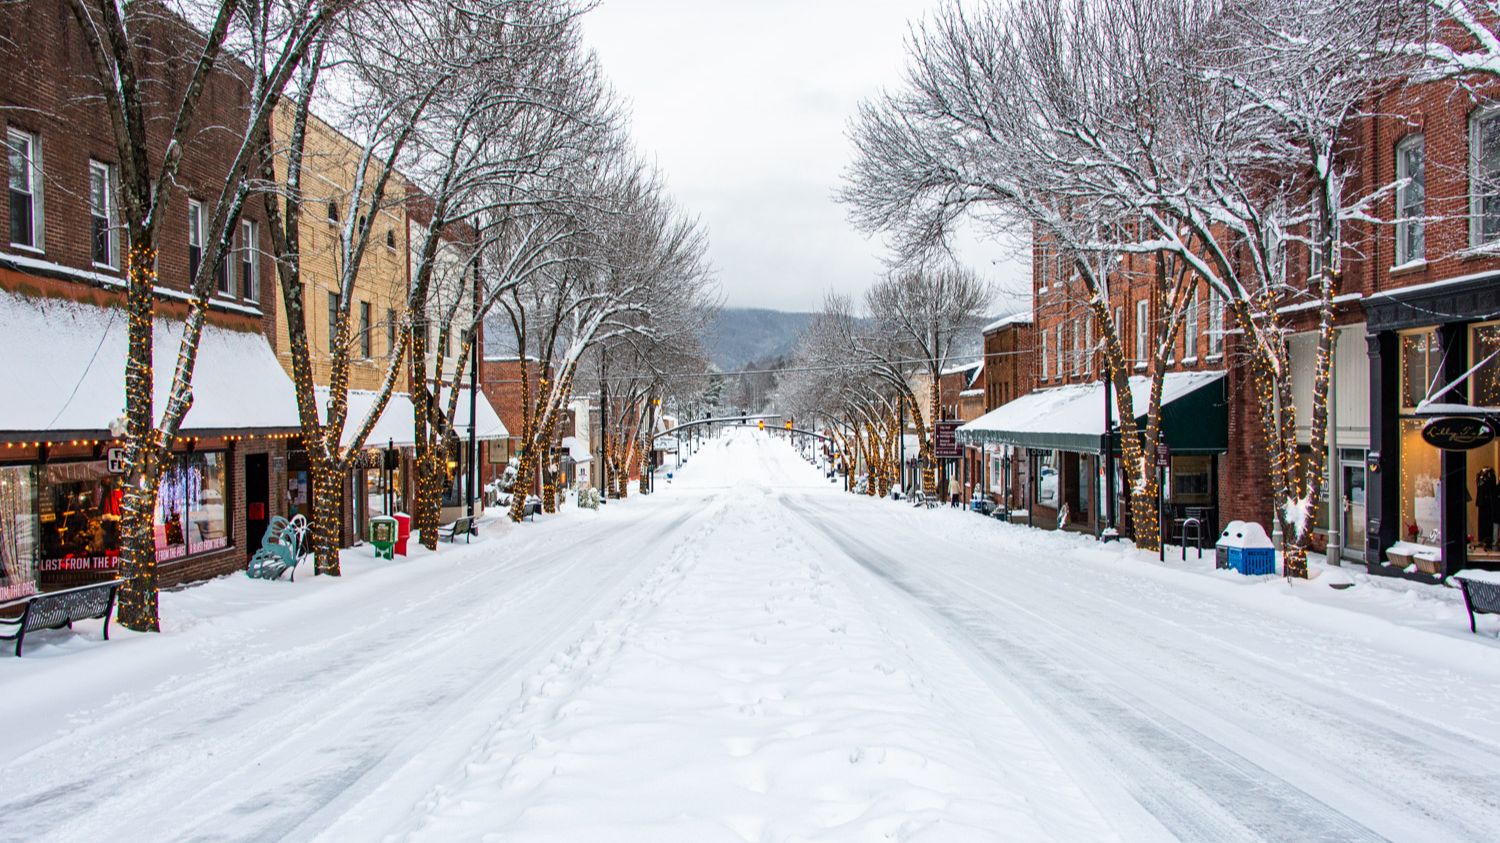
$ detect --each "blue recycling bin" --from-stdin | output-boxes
[1216,521,1277,575]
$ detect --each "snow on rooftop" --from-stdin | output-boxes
[982,311,1034,333]
[940,359,983,376]
[0,288,297,434]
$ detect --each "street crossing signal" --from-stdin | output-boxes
[757,419,765,430]
[784,419,793,430]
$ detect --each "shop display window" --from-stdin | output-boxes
[1400,330,1441,409]
[1471,322,1500,408]
[155,451,230,561]
[0,465,37,600]
[38,461,124,574]
[1399,418,1442,544]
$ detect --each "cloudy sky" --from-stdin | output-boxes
[581,0,1032,315]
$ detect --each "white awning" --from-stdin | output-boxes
[560,435,592,462]
[958,372,1225,452]
[0,288,299,435]
[320,386,509,449]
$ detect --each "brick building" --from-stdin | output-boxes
[0,0,298,598]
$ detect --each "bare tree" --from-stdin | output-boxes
[59,0,348,630]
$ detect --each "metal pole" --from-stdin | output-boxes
[898,400,906,496]
[467,329,478,525]
[1104,375,1117,537]
[1326,345,1341,564]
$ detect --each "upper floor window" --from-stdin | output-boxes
[187,200,204,281]
[387,308,397,355]
[1084,317,1094,377]
[1307,216,1324,284]
[1184,289,1200,361]
[1396,134,1425,265]
[1040,329,1050,380]
[1135,300,1148,366]
[359,301,372,358]
[327,200,339,225]
[1400,329,1441,409]
[386,229,396,250]
[1471,107,1500,247]
[328,290,341,353]
[88,160,118,269]
[1207,290,1225,357]
[239,220,259,302]
[7,129,43,250]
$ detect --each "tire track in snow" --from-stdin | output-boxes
[783,496,1387,843]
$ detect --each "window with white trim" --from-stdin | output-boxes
[187,200,204,281]
[239,219,259,302]
[7,129,43,250]
[88,160,118,269]
[1041,328,1050,380]
[1208,290,1225,357]
[1084,317,1093,376]
[1184,289,1200,361]
[1056,325,1064,380]
[328,290,341,353]
[1471,107,1500,247]
[1395,134,1424,265]
[1072,319,1083,376]
[1135,300,1148,365]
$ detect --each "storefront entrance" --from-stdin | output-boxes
[245,453,269,557]
[1342,457,1367,562]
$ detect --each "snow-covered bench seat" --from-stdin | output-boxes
[0,579,124,656]
[1453,570,1500,635]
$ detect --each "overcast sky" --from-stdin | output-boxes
[580,0,1032,316]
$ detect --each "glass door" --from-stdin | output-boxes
[1342,459,1367,562]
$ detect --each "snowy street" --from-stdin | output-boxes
[4,429,1500,842]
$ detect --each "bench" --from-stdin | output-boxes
[523,496,542,521]
[0,579,124,657]
[1455,574,1500,635]
[438,515,476,543]
[246,514,309,581]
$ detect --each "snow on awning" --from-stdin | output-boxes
[957,372,1226,453]
[321,386,509,449]
[441,386,509,443]
[0,288,298,436]
[561,435,592,462]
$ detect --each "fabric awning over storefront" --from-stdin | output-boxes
[957,371,1228,453]
[0,288,299,437]
[322,386,509,449]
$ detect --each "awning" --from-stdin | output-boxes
[317,386,509,449]
[561,435,592,462]
[957,372,1227,454]
[0,288,299,437]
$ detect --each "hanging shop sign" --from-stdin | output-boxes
[106,447,127,474]
[934,421,962,459]
[1155,442,1172,468]
[1421,416,1496,451]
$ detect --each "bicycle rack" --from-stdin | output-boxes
[1180,517,1204,561]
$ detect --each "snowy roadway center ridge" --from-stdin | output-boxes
[384,430,1112,842]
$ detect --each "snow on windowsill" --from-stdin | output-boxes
[2,251,262,316]
[1388,259,1427,276]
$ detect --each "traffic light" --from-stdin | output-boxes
[784,419,792,430]
[757,419,765,430]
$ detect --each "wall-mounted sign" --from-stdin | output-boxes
[934,421,961,458]
[1155,442,1171,468]
[1421,416,1496,451]
[105,447,127,474]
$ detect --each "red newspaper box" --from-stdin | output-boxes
[394,512,412,556]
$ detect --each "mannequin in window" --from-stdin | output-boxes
[1477,466,1499,549]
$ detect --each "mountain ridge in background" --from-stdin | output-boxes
[701,307,816,371]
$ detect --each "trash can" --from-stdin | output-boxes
[370,516,398,560]
[1216,520,1276,575]
[393,511,412,556]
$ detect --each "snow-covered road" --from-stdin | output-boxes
[4,428,1499,842]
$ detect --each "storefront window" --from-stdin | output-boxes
[1471,322,1500,407]
[38,461,124,576]
[1171,455,1214,505]
[0,465,37,600]
[156,452,229,560]
[1401,330,1441,409]
[1399,418,1442,544]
